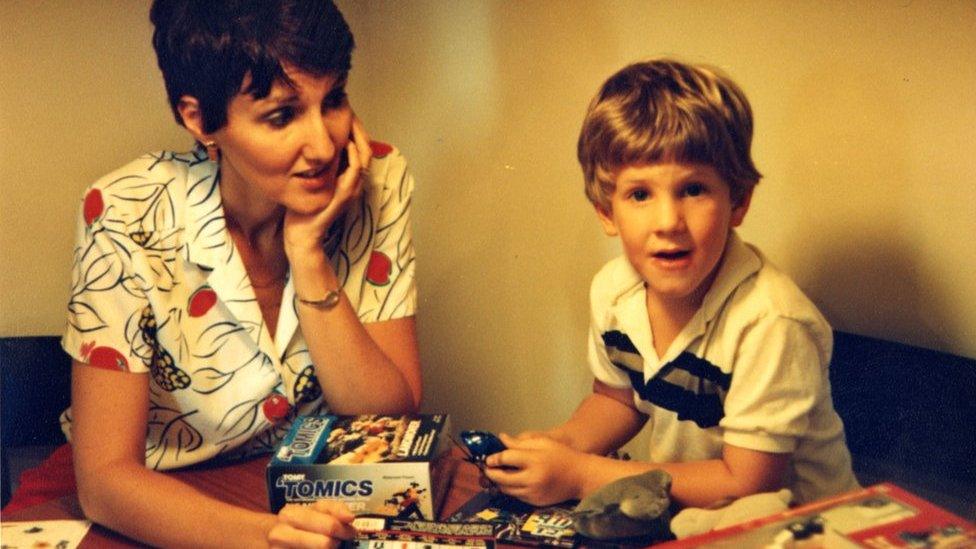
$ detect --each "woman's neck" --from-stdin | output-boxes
[219,174,284,246]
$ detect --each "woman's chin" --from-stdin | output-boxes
[288,193,334,215]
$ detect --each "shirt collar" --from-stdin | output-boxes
[607,231,761,367]
[182,148,232,270]
[698,231,762,325]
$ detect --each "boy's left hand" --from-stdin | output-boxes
[483,433,586,506]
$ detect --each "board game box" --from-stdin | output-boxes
[656,483,976,548]
[346,516,498,548]
[267,414,452,518]
[448,490,580,548]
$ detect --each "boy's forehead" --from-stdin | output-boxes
[613,161,724,182]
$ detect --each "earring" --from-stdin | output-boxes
[203,140,219,162]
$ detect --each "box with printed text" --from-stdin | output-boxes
[267,414,453,518]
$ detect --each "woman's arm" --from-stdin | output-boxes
[71,361,355,548]
[285,119,421,414]
[291,255,422,413]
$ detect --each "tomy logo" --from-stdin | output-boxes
[277,417,330,462]
[276,478,374,500]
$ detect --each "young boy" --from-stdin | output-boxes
[484,59,858,508]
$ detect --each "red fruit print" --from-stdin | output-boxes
[86,346,129,371]
[83,189,104,226]
[79,340,96,358]
[187,286,217,317]
[369,141,393,159]
[365,251,392,286]
[262,393,290,423]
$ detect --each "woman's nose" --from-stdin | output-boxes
[302,115,337,165]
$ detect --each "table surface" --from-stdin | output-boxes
[2,451,484,548]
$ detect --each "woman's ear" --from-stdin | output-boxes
[176,96,208,142]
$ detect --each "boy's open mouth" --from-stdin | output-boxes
[653,250,691,260]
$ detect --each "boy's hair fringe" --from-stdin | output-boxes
[577,59,762,210]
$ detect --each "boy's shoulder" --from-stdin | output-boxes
[718,241,832,359]
[731,244,828,327]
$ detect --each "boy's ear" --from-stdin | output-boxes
[176,95,209,143]
[730,188,754,228]
[595,204,619,236]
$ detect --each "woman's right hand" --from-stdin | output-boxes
[283,115,372,262]
[267,500,358,549]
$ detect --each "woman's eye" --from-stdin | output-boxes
[684,183,705,197]
[266,107,295,128]
[324,88,347,110]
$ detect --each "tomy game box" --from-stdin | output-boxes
[267,414,452,518]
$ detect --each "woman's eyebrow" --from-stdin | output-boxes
[257,91,299,106]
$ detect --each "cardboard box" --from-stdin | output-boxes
[657,483,976,548]
[267,414,452,518]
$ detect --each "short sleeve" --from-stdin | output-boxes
[720,316,828,453]
[357,148,417,322]
[61,187,151,373]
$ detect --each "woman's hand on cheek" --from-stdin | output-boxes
[267,500,357,549]
[283,115,372,260]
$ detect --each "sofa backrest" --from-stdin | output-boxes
[829,330,976,517]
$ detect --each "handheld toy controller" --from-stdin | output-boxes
[457,430,506,463]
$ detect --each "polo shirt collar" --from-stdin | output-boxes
[608,231,761,374]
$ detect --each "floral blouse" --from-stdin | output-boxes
[60,142,417,469]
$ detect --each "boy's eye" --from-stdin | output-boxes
[684,183,705,197]
[265,107,296,128]
[629,189,649,202]
[324,88,347,110]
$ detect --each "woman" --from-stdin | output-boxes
[14,1,421,546]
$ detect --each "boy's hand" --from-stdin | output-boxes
[483,433,587,506]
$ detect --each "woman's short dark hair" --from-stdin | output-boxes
[150,0,355,133]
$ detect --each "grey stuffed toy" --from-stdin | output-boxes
[571,469,673,541]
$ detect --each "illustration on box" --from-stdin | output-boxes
[267,414,451,518]
[450,490,580,548]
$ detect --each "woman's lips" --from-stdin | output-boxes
[294,166,331,192]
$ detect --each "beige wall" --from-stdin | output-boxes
[2,1,974,449]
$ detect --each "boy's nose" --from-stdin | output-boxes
[652,199,685,233]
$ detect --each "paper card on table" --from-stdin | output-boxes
[0,519,92,548]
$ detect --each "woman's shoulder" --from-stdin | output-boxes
[89,149,209,190]
[80,149,213,229]
[365,141,410,187]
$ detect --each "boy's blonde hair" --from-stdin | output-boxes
[578,59,762,211]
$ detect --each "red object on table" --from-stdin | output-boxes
[3,443,76,514]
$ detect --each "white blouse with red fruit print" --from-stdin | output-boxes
[60,142,417,470]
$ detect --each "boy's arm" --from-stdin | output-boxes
[544,379,647,453]
[487,436,788,508]
[488,381,788,508]
[572,444,790,508]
